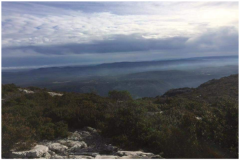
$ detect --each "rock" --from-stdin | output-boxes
[69,155,94,159]
[57,139,67,144]
[151,155,163,159]
[95,155,119,159]
[48,143,68,155]
[11,145,49,158]
[26,145,49,158]
[70,141,88,152]
[24,90,34,94]
[68,131,83,141]
[43,152,51,159]
[58,139,87,149]
[48,150,56,156]
[11,151,27,158]
[117,151,153,157]
[40,141,54,147]
[195,116,202,120]
[50,154,66,159]
[48,92,63,97]
[58,139,76,148]
[117,151,162,159]
[69,152,99,157]
[9,128,163,159]
[19,89,34,94]
[118,156,134,159]
[80,131,91,137]
[101,144,118,153]
[85,127,98,134]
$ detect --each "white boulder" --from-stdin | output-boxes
[48,143,68,155]
[79,131,91,137]
[70,141,88,152]
[69,155,94,159]
[68,131,83,141]
[26,145,49,158]
[117,151,154,157]
[95,155,118,159]
[11,151,27,158]
[42,152,51,159]
[85,127,98,134]
[50,154,67,159]
[48,92,63,97]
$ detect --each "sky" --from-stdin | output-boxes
[2,1,239,69]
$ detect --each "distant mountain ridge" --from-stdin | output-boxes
[2,55,238,98]
[2,55,238,72]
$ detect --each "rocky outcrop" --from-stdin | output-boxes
[11,145,48,158]
[47,143,68,155]
[18,88,63,97]
[116,151,162,158]
[18,88,34,94]
[48,92,63,97]
[69,141,88,152]
[11,151,28,158]
[10,127,162,159]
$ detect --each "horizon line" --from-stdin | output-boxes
[2,54,238,71]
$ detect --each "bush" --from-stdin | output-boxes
[108,90,133,101]
[38,123,55,140]
[2,84,19,98]
[54,121,68,138]
[2,114,36,157]
[2,77,238,158]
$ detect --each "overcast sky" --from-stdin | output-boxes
[2,2,239,69]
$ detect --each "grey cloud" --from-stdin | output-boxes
[2,2,238,48]
[186,27,238,52]
[2,27,238,57]
[2,35,188,55]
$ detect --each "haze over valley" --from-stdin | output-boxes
[2,55,238,98]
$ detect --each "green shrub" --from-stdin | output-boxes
[54,121,68,138]
[2,114,36,157]
[38,123,55,140]
[2,77,238,158]
[108,90,133,101]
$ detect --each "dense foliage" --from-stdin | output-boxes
[2,75,238,158]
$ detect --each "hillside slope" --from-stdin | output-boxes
[2,74,238,158]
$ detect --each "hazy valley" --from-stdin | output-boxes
[2,56,238,98]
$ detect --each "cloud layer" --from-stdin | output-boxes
[2,2,239,68]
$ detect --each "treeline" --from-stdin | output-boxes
[2,75,238,158]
